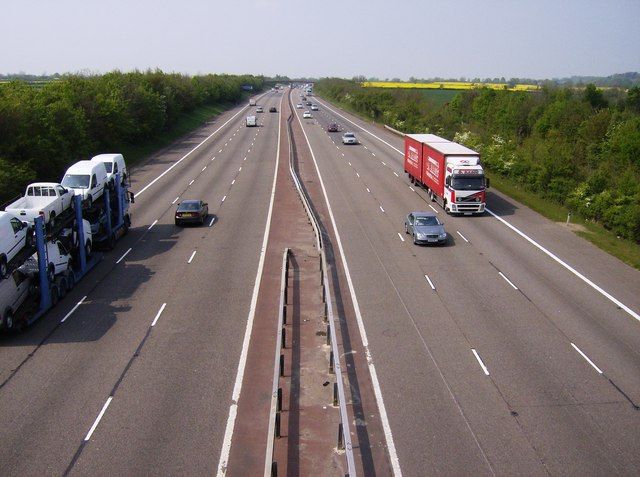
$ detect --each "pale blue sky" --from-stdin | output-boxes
[2,0,639,79]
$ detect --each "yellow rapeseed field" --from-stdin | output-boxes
[361,81,540,92]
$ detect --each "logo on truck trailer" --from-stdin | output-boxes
[407,146,419,168]
[426,156,440,182]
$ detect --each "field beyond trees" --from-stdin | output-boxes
[0,71,263,204]
[316,78,640,250]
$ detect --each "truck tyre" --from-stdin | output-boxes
[444,200,451,215]
[4,310,14,331]
[123,215,131,234]
[50,285,59,307]
[0,255,7,279]
[56,276,67,299]
[107,233,116,250]
[47,264,55,284]
[66,271,75,290]
[85,240,92,260]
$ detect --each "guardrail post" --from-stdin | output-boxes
[281,327,286,349]
[277,387,282,412]
[333,382,338,406]
[279,354,285,377]
[271,462,278,477]
[329,351,334,374]
[323,302,328,323]
[283,304,287,325]
[326,324,331,345]
[337,422,344,450]
[275,412,281,438]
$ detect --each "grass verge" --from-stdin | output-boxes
[318,94,640,270]
[486,171,640,270]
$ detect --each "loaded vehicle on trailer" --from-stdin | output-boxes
[404,134,489,215]
[0,173,133,332]
[4,182,75,227]
[91,153,128,187]
[0,211,32,279]
[61,160,109,207]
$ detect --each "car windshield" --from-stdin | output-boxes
[62,174,90,188]
[451,175,485,190]
[344,133,355,138]
[178,202,200,211]
[415,216,439,226]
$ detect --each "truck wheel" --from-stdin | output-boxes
[123,215,131,234]
[444,200,451,215]
[56,276,67,299]
[85,241,92,260]
[107,233,116,250]
[66,271,75,290]
[0,256,7,279]
[47,264,55,283]
[4,310,14,331]
[50,285,59,307]
[429,191,436,202]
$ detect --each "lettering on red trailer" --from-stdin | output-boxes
[426,156,440,183]
[407,146,419,168]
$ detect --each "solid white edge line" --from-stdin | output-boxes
[571,342,604,374]
[486,208,640,322]
[188,251,197,264]
[397,232,405,242]
[294,103,402,476]
[325,97,640,324]
[472,349,490,376]
[136,97,261,197]
[116,248,132,264]
[498,271,519,290]
[151,302,167,327]
[216,92,283,477]
[61,295,87,323]
[424,274,436,290]
[84,396,113,441]
[148,219,158,230]
[456,230,469,243]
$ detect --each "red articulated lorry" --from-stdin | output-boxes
[404,134,489,215]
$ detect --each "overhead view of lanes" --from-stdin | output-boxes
[0,91,283,475]
[293,94,640,475]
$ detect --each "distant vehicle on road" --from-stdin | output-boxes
[303,111,312,119]
[269,107,277,113]
[296,103,303,109]
[246,115,257,127]
[311,104,319,111]
[305,101,312,106]
[175,200,209,226]
[404,211,447,245]
[341,132,358,144]
[249,98,257,106]
[256,106,264,113]
[327,123,339,132]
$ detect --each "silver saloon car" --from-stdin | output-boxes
[404,211,447,245]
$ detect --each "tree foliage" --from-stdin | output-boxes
[0,70,263,203]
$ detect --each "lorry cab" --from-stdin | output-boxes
[0,211,30,279]
[91,154,128,186]
[61,160,108,207]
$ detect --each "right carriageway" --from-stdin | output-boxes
[294,92,640,475]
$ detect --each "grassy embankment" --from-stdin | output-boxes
[317,92,640,270]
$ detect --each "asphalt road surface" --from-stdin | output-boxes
[292,93,640,476]
[2,87,639,476]
[0,90,283,475]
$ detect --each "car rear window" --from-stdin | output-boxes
[178,202,200,211]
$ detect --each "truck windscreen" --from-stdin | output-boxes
[451,175,485,190]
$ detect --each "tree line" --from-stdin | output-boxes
[316,78,640,243]
[0,70,263,204]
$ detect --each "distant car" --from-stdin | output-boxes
[296,103,303,109]
[305,101,312,106]
[175,200,209,226]
[301,96,306,101]
[256,106,264,113]
[404,212,447,245]
[341,132,358,144]
[311,104,319,111]
[269,107,277,113]
[303,111,312,119]
[327,123,339,132]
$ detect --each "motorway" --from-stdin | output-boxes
[0,90,283,475]
[292,93,640,475]
[1,85,639,476]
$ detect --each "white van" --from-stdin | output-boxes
[246,115,257,127]
[91,154,127,186]
[0,269,32,330]
[61,160,108,206]
[0,211,30,279]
